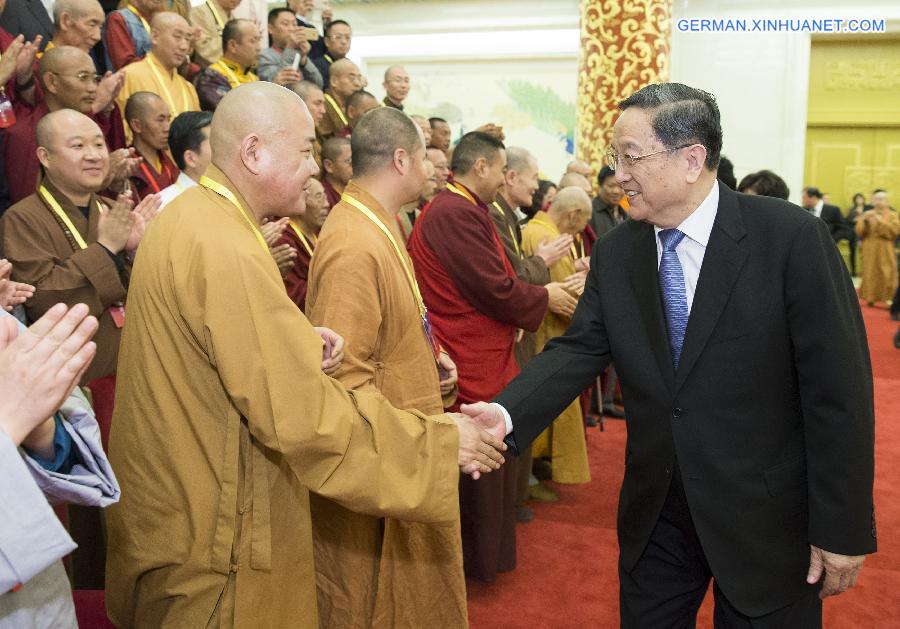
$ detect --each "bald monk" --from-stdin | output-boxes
[276,177,330,310]
[382,64,409,110]
[318,57,361,139]
[3,46,127,204]
[307,107,467,629]
[0,109,156,384]
[411,114,432,147]
[104,82,506,628]
[408,131,575,583]
[489,146,571,518]
[124,92,178,200]
[521,187,593,485]
[559,171,597,260]
[116,12,200,140]
[46,0,106,54]
[289,80,326,169]
[321,136,351,207]
[346,89,378,131]
[565,159,592,180]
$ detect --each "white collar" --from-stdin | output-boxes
[654,180,719,248]
[815,199,824,212]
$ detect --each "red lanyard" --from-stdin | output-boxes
[138,158,172,194]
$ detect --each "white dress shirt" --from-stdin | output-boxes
[495,181,721,435]
[811,199,824,218]
[158,172,198,210]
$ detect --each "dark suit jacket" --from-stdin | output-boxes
[820,203,852,241]
[495,182,876,616]
[0,0,53,45]
[590,196,625,239]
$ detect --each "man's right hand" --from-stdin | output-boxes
[546,282,577,318]
[260,217,290,247]
[449,413,506,480]
[0,303,98,445]
[97,196,136,253]
[535,234,574,267]
[273,67,303,87]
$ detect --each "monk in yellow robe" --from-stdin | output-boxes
[104,82,506,628]
[521,186,593,485]
[855,190,899,306]
[306,107,467,629]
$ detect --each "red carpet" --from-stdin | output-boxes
[467,305,900,628]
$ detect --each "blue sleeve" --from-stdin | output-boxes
[23,415,76,474]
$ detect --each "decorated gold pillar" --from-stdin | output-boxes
[576,0,672,177]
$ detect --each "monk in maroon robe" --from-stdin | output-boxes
[277,178,331,310]
[409,131,574,582]
[3,46,126,205]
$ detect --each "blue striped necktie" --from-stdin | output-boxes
[658,229,688,369]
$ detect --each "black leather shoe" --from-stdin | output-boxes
[516,505,534,523]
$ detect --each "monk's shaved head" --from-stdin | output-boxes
[52,0,102,22]
[150,10,188,33]
[566,159,592,178]
[37,45,91,89]
[37,109,88,149]
[330,58,357,80]
[558,172,592,195]
[351,107,422,177]
[211,82,309,162]
[124,91,164,125]
[210,82,318,218]
[549,186,591,217]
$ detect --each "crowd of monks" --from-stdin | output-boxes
[0,1,631,627]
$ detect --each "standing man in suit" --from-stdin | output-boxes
[462,83,875,627]
[801,186,850,244]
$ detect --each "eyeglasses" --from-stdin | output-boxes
[605,144,695,171]
[51,71,102,84]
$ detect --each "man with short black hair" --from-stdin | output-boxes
[428,116,451,153]
[257,7,321,87]
[801,186,850,243]
[737,169,790,200]
[311,18,350,88]
[591,165,625,239]
[158,110,212,208]
[346,88,378,130]
[463,82,875,627]
[194,18,262,110]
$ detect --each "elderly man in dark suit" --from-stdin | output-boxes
[463,83,875,628]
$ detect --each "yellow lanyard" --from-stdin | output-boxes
[323,93,348,127]
[126,4,151,35]
[570,233,584,260]
[492,201,521,258]
[39,186,101,250]
[289,219,315,256]
[147,54,191,115]
[206,0,225,29]
[324,53,334,64]
[199,177,269,253]
[342,193,427,320]
[446,182,477,205]
[210,60,242,88]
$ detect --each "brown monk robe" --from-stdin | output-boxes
[521,188,593,485]
[306,107,467,629]
[104,84,508,628]
[488,147,572,513]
